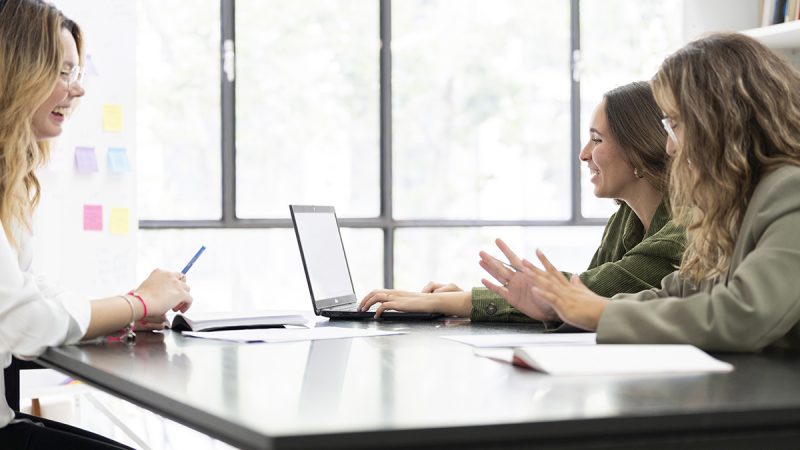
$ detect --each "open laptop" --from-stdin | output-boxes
[290,205,443,320]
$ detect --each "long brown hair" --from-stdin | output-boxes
[604,81,669,195]
[653,33,800,283]
[0,0,82,246]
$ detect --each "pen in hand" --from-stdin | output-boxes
[181,245,206,275]
[490,255,524,273]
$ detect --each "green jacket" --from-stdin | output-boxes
[471,200,686,323]
[599,166,800,351]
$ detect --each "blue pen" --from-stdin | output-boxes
[181,245,206,275]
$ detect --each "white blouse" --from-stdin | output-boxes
[0,220,90,428]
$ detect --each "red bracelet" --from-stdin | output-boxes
[127,291,148,324]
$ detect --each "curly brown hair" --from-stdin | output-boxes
[652,33,800,284]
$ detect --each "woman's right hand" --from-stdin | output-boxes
[421,281,463,293]
[478,238,559,321]
[359,289,471,318]
[133,269,193,319]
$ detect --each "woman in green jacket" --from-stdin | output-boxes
[360,81,686,321]
[495,33,800,352]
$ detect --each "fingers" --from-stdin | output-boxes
[135,314,168,331]
[535,249,557,273]
[421,282,438,293]
[359,289,382,311]
[481,278,508,298]
[521,259,537,273]
[359,290,392,312]
[374,301,396,319]
[478,257,512,286]
[173,293,193,313]
[495,238,523,268]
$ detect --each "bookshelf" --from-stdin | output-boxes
[741,19,800,49]
[741,19,800,68]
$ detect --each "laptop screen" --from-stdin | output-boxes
[290,205,358,310]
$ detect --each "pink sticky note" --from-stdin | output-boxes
[83,204,102,231]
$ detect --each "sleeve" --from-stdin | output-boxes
[596,173,800,351]
[470,287,538,323]
[0,223,88,359]
[578,222,685,297]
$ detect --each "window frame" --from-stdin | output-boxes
[138,0,605,289]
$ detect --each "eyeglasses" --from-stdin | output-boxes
[661,117,679,145]
[59,65,86,90]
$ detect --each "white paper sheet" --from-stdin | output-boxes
[442,333,596,348]
[182,326,405,343]
[513,345,734,375]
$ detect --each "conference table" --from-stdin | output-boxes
[36,318,800,449]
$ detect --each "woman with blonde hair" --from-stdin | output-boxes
[0,0,192,447]
[488,33,800,351]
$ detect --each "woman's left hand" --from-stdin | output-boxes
[134,314,169,331]
[525,249,610,331]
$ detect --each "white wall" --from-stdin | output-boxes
[33,0,137,299]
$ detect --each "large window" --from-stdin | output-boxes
[235,0,380,218]
[136,0,221,220]
[393,0,571,221]
[137,0,684,313]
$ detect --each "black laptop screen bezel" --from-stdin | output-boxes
[289,205,360,313]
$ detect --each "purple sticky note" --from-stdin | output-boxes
[107,147,131,173]
[83,204,102,231]
[75,147,98,173]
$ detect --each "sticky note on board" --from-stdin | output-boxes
[85,53,99,76]
[102,104,123,132]
[83,205,102,231]
[74,147,98,173]
[109,208,129,235]
[107,147,131,172]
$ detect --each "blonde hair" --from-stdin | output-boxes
[652,33,800,284]
[0,0,82,247]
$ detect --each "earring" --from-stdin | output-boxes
[634,168,645,179]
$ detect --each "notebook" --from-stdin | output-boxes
[170,311,309,332]
[289,205,443,321]
[511,345,734,375]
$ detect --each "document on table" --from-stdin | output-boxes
[182,326,405,343]
[512,345,734,375]
[442,333,597,348]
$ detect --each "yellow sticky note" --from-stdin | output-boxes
[109,207,129,235]
[102,104,123,132]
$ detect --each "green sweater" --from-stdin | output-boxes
[471,200,686,323]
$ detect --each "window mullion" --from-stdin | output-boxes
[571,0,582,224]
[221,0,236,225]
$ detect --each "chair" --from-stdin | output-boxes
[4,357,44,413]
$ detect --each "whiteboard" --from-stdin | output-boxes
[33,0,137,299]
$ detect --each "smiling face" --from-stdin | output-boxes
[31,28,84,140]
[579,100,638,200]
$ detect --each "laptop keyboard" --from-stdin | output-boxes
[326,302,377,312]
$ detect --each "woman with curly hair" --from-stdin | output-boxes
[487,33,800,352]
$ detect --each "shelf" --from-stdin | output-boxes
[741,20,800,49]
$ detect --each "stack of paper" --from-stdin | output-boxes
[512,345,733,375]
